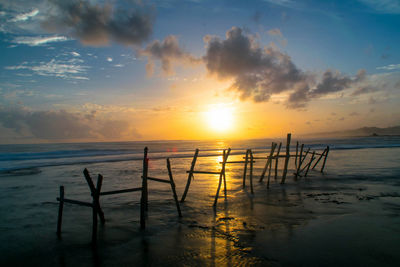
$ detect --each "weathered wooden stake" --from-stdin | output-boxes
[243,149,249,188]
[281,133,291,184]
[260,143,275,182]
[295,141,299,168]
[92,198,98,244]
[83,169,105,223]
[267,143,277,188]
[167,158,182,217]
[274,142,282,180]
[249,149,254,194]
[321,146,330,173]
[223,150,227,196]
[304,151,316,177]
[213,148,231,207]
[181,149,199,202]
[57,186,64,237]
[295,144,304,179]
[312,147,326,169]
[140,147,148,229]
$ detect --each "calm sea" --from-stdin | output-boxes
[1,136,400,266]
[1,136,400,173]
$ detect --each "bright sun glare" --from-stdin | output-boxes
[204,105,234,132]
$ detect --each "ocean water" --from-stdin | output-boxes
[1,136,400,266]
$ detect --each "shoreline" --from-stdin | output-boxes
[1,147,400,266]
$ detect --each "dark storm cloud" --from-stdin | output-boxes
[42,0,154,46]
[0,107,139,140]
[203,27,366,108]
[140,35,201,75]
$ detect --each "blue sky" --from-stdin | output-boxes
[0,0,399,143]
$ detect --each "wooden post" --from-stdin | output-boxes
[274,142,282,180]
[57,186,64,237]
[321,146,330,173]
[312,147,327,169]
[266,143,277,188]
[295,144,304,179]
[303,148,310,160]
[92,195,98,244]
[249,149,254,194]
[304,151,315,177]
[297,147,310,177]
[96,174,105,224]
[180,149,199,202]
[83,169,105,223]
[140,147,148,229]
[223,150,227,196]
[281,133,291,184]
[243,149,249,188]
[213,148,231,207]
[260,143,275,182]
[295,141,299,169]
[167,158,182,217]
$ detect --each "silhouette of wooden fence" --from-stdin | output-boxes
[180,148,231,207]
[56,147,181,244]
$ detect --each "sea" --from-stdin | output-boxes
[1,136,400,266]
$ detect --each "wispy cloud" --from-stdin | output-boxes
[10,8,39,22]
[358,0,400,14]
[5,58,89,80]
[267,28,283,37]
[11,35,69,46]
[377,63,400,71]
[263,0,295,7]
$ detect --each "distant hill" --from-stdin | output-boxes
[306,126,400,137]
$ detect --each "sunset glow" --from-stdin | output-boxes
[204,105,234,132]
[0,0,399,144]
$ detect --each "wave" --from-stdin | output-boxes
[1,138,400,174]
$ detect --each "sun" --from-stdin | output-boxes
[204,104,234,132]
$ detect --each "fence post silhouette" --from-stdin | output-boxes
[181,149,199,202]
[281,133,291,184]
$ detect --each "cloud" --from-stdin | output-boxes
[42,0,154,46]
[11,35,69,46]
[377,63,400,71]
[358,0,400,14]
[267,28,287,46]
[203,27,310,106]
[310,70,352,96]
[351,85,378,96]
[203,27,367,109]
[5,58,89,80]
[10,8,39,22]
[267,28,283,37]
[263,0,295,7]
[0,106,140,140]
[140,35,200,76]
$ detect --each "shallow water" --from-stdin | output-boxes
[0,137,400,266]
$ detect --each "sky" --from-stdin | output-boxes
[0,0,399,143]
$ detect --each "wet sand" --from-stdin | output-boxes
[1,148,400,266]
